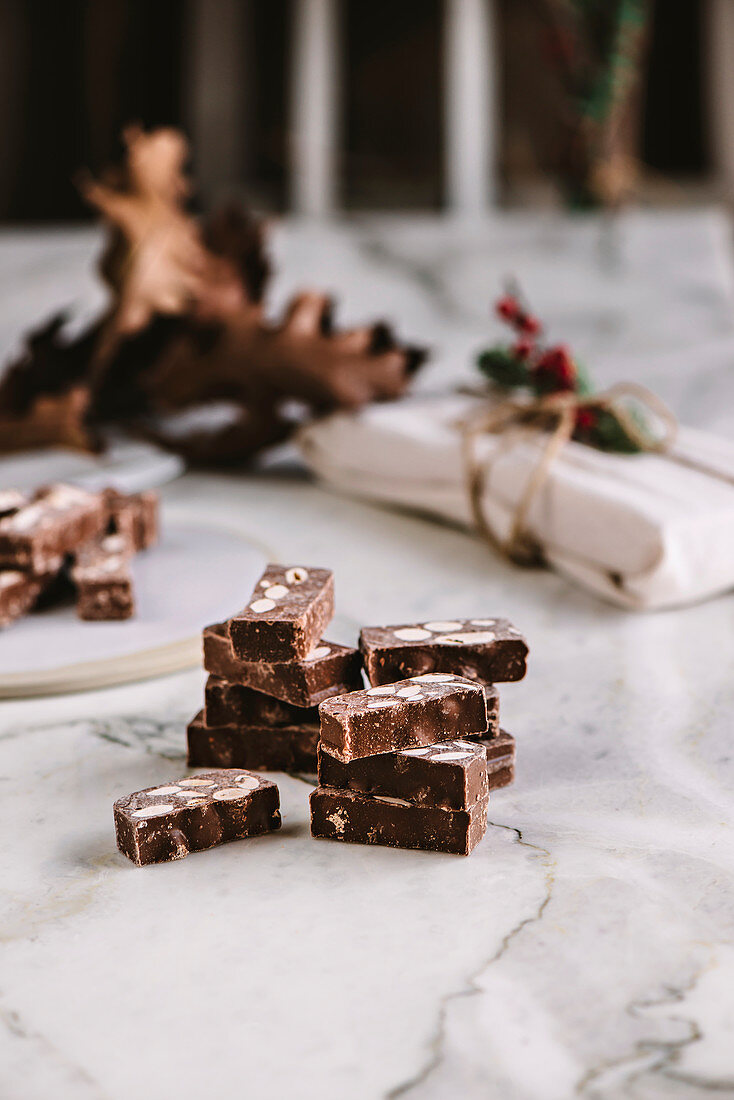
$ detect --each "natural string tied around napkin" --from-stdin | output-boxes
[462,291,680,567]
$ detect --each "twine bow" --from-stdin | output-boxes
[461,382,678,566]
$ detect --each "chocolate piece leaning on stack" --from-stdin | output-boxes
[114,770,281,866]
[187,564,363,773]
[311,674,490,855]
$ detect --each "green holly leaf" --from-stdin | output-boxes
[587,409,640,453]
[476,346,531,389]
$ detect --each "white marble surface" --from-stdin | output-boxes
[2,214,734,1100]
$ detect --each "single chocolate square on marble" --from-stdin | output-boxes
[72,534,135,621]
[0,483,108,573]
[360,618,528,685]
[204,675,318,728]
[187,710,319,773]
[318,738,488,810]
[310,787,488,855]
[114,769,281,866]
[203,621,362,707]
[228,564,334,662]
[318,673,487,763]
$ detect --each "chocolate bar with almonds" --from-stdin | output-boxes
[0,483,107,573]
[228,564,334,661]
[317,738,488,810]
[310,787,488,855]
[187,710,318,773]
[360,618,528,685]
[72,534,135,620]
[318,673,487,763]
[203,621,362,706]
[114,769,281,866]
[204,675,318,728]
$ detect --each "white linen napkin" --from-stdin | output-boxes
[298,392,734,610]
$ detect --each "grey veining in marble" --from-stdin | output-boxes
[1,214,734,1100]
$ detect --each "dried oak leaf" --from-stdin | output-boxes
[79,126,261,342]
[0,385,95,454]
[0,314,99,454]
[141,292,426,414]
[138,400,292,467]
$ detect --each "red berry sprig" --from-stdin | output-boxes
[478,288,643,453]
[495,295,542,338]
[534,346,577,393]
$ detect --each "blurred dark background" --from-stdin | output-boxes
[0,0,711,221]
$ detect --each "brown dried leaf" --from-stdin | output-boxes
[0,385,95,454]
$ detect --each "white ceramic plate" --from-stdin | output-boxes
[0,516,266,697]
[0,437,184,494]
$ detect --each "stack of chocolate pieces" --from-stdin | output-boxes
[310,675,492,855]
[0,482,157,626]
[187,564,363,773]
[358,618,528,791]
[310,617,528,856]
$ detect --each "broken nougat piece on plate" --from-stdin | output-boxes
[114,769,281,865]
[72,534,135,620]
[0,483,107,572]
[104,488,158,550]
[0,569,47,627]
[228,564,334,661]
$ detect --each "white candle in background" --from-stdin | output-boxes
[444,0,498,216]
[185,0,248,206]
[707,0,734,203]
[290,0,340,216]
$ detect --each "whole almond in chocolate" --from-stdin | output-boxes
[360,618,528,685]
[114,769,281,866]
[229,564,334,661]
[318,738,488,810]
[204,621,362,707]
[318,673,487,762]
